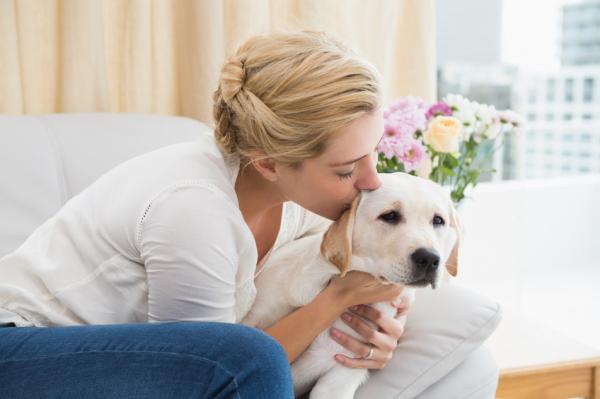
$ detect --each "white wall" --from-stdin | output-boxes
[454,175,600,348]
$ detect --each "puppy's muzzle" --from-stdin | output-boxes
[409,248,440,287]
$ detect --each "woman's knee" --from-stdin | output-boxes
[223,324,293,397]
[226,323,288,361]
[156,322,290,375]
[168,322,293,397]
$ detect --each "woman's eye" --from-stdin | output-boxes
[433,215,445,226]
[336,170,355,180]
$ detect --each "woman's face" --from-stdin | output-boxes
[277,108,384,220]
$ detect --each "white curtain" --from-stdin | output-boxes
[0,0,436,124]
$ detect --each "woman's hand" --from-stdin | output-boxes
[328,292,412,369]
[326,270,404,308]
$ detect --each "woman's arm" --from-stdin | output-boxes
[139,185,243,323]
[263,285,345,363]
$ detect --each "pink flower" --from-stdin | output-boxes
[397,139,426,172]
[426,102,452,120]
[383,97,428,138]
[377,136,397,160]
[386,97,428,114]
[377,135,410,160]
[383,119,405,140]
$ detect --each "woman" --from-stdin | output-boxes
[0,31,408,398]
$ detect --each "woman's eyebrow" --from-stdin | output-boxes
[328,135,383,167]
[328,154,368,167]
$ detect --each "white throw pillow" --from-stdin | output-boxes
[355,283,502,399]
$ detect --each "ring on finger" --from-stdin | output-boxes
[363,345,374,360]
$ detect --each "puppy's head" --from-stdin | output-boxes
[320,172,461,289]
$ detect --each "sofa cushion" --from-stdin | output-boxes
[0,113,209,257]
[0,116,64,257]
[355,283,502,399]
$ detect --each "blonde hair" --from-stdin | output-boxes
[212,30,382,168]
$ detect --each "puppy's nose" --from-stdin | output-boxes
[411,248,440,272]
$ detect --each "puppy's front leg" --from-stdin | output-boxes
[288,278,329,308]
[287,262,338,308]
[308,365,368,399]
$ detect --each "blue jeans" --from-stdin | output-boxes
[0,321,294,398]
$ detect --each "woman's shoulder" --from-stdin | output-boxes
[136,181,253,252]
[83,132,240,214]
[119,132,237,189]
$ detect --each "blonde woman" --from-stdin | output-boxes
[0,31,408,398]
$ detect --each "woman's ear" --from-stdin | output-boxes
[446,204,461,277]
[240,150,279,182]
[320,194,361,277]
[248,154,278,182]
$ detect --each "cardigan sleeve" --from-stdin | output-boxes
[138,184,249,323]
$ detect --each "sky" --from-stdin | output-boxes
[501,0,574,73]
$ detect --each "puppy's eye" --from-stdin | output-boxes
[378,210,401,224]
[433,215,445,226]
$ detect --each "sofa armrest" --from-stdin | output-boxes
[416,346,499,399]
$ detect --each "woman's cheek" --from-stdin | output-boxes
[336,181,356,201]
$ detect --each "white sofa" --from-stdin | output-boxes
[0,113,502,398]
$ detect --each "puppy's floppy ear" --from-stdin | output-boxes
[446,204,461,277]
[320,193,361,277]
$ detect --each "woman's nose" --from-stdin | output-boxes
[355,158,381,191]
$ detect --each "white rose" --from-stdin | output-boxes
[423,116,462,153]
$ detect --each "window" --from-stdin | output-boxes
[563,113,573,121]
[564,78,574,102]
[546,79,556,102]
[528,88,537,103]
[546,113,555,121]
[584,77,594,102]
[583,113,593,120]
[580,133,591,143]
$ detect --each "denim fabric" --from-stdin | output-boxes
[0,321,293,399]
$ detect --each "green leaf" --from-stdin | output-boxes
[444,156,459,168]
[441,166,455,177]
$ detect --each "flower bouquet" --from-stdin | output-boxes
[376,94,523,204]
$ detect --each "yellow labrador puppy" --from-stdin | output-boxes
[241,172,461,398]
